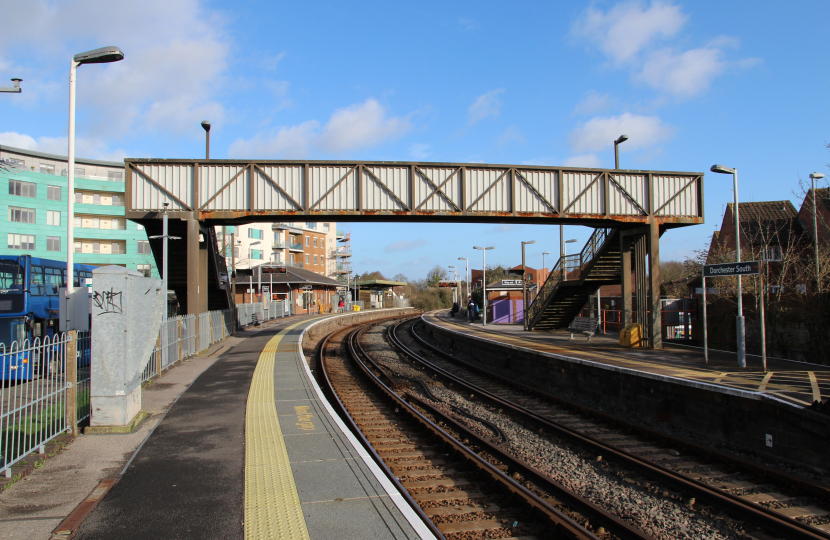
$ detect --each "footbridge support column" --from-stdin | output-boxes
[621,225,661,349]
[648,220,662,349]
[620,235,632,327]
[186,218,208,335]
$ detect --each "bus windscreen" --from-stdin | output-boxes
[0,260,24,290]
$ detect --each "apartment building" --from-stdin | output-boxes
[0,145,158,276]
[218,221,338,277]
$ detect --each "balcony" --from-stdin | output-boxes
[287,260,304,269]
[272,223,303,233]
[272,242,287,249]
[288,242,303,251]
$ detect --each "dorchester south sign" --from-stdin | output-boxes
[703,261,761,277]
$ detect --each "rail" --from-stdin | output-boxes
[526,227,612,323]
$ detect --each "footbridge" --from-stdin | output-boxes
[124,159,705,347]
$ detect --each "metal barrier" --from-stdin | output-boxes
[76,331,91,424]
[1,333,69,478]
[237,301,291,327]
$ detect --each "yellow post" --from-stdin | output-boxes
[65,331,79,437]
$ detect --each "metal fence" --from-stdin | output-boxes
[142,309,234,384]
[1,333,69,478]
[237,300,292,326]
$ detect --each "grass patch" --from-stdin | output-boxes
[1,403,64,467]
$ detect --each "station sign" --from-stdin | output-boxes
[501,280,522,286]
[301,285,313,290]
[262,286,270,293]
[261,266,287,274]
[703,261,760,277]
[438,281,459,288]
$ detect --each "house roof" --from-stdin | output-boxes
[727,201,798,223]
[355,279,406,288]
[724,201,803,247]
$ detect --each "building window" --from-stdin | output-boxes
[305,254,309,264]
[306,222,316,229]
[75,167,85,176]
[763,246,782,262]
[93,193,100,205]
[8,234,35,250]
[47,185,61,201]
[314,255,318,264]
[305,237,309,246]
[74,216,82,228]
[93,217,100,229]
[40,164,55,174]
[75,192,82,203]
[6,158,24,167]
[313,238,317,247]
[136,264,151,277]
[108,171,123,181]
[323,223,330,231]
[112,218,120,229]
[74,241,82,253]
[46,210,61,226]
[9,206,35,223]
[252,249,263,260]
[137,240,150,254]
[47,236,61,252]
[112,194,122,205]
[9,180,36,198]
[248,228,263,240]
[112,242,121,254]
[92,242,100,254]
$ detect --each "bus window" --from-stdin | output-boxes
[74,270,80,288]
[45,267,62,295]
[30,266,44,295]
[0,259,24,290]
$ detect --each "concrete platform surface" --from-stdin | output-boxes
[426,311,830,408]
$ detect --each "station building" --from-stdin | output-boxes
[0,145,158,276]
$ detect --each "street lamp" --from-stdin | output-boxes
[148,203,181,308]
[67,46,124,294]
[542,251,550,273]
[201,120,211,159]
[521,240,536,330]
[614,134,628,169]
[0,78,22,93]
[249,240,262,302]
[448,265,458,305]
[711,164,746,368]
[458,257,469,308]
[473,246,495,326]
[810,172,825,292]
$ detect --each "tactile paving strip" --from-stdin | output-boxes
[244,320,313,540]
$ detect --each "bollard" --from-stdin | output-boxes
[65,330,79,436]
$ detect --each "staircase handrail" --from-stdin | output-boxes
[526,228,613,325]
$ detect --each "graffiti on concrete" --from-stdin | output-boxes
[93,288,123,315]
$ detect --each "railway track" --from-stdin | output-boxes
[393,316,830,540]
[318,318,638,540]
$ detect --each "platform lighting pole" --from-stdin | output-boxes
[614,134,628,169]
[521,240,536,330]
[148,203,181,306]
[249,240,261,300]
[458,257,469,307]
[473,246,495,326]
[810,172,825,292]
[201,120,211,159]
[448,266,457,304]
[711,164,746,368]
[67,46,124,295]
[0,78,22,93]
[542,251,550,277]
[560,225,565,282]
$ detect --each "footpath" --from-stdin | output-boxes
[0,315,310,540]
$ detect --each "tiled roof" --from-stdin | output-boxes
[727,201,798,223]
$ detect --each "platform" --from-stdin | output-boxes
[74,312,435,540]
[423,311,830,409]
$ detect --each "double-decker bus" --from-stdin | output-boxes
[0,255,95,380]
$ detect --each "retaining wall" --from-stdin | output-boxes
[422,318,830,471]
[302,308,415,349]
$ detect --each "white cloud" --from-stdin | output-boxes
[497,126,525,146]
[571,1,686,64]
[468,89,504,124]
[562,154,602,168]
[638,47,726,97]
[486,224,523,233]
[410,143,430,160]
[0,131,127,161]
[569,113,673,153]
[318,99,411,153]
[573,91,616,115]
[459,19,478,31]
[0,0,230,139]
[385,239,427,253]
[228,98,411,158]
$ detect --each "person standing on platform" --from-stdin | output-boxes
[467,296,476,323]
[338,298,345,313]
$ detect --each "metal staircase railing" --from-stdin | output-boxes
[526,228,613,325]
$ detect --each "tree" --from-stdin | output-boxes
[426,265,447,286]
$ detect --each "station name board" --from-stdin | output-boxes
[501,280,522,285]
[703,261,760,277]
[438,281,459,288]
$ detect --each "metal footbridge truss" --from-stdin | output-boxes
[124,159,703,226]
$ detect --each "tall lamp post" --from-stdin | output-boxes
[711,164,746,368]
[67,46,124,295]
[0,78,22,93]
[458,257,469,307]
[614,134,628,169]
[249,240,261,301]
[448,265,458,304]
[473,246,495,326]
[521,240,536,330]
[810,172,825,292]
[148,203,181,315]
[542,251,550,276]
[201,120,211,159]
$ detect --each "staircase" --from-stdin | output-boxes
[526,228,621,331]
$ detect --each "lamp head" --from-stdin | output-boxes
[522,240,536,245]
[201,120,211,132]
[710,164,736,175]
[11,78,21,88]
[566,239,578,243]
[615,134,629,145]
[74,46,124,65]
[163,202,169,208]
[542,251,550,255]
[810,172,825,180]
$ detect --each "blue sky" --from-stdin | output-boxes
[1,1,828,280]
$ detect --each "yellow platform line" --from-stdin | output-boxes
[758,372,774,391]
[809,372,821,403]
[245,319,318,540]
